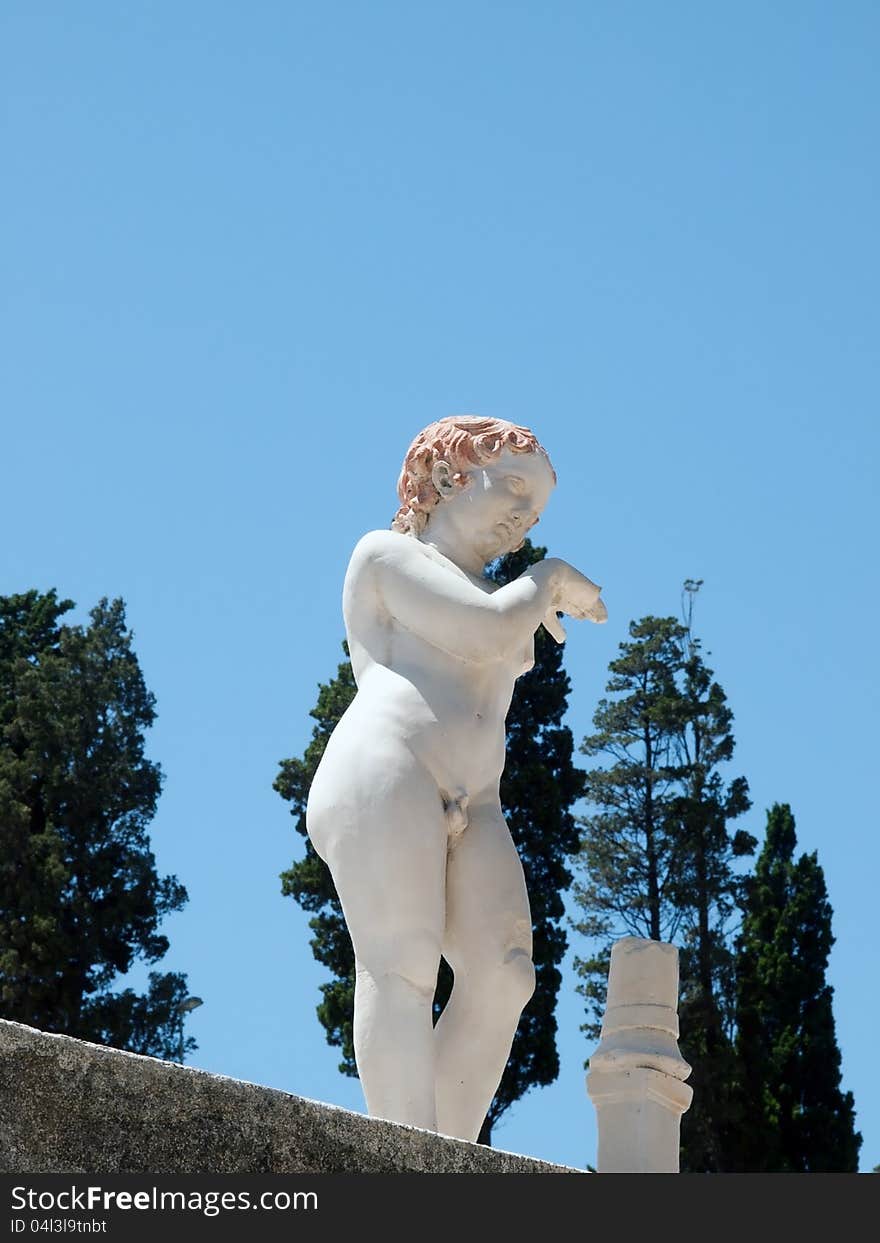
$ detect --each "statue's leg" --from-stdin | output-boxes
[308,748,448,1132]
[434,797,535,1142]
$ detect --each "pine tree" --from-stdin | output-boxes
[732,803,861,1171]
[0,590,194,1060]
[572,585,754,1170]
[669,584,754,1171]
[275,540,584,1144]
[571,614,693,1034]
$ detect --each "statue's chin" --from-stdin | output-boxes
[475,532,505,563]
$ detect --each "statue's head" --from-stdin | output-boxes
[392,417,556,550]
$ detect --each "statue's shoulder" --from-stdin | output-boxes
[348,529,422,575]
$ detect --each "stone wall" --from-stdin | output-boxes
[0,1020,581,1175]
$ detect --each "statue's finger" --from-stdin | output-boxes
[543,611,567,643]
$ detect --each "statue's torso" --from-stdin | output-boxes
[329,533,530,798]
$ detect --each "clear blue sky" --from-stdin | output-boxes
[3,2,878,1170]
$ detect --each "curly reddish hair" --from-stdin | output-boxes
[391,415,555,537]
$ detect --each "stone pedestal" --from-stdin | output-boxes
[586,937,693,1173]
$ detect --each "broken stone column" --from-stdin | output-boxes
[586,936,693,1173]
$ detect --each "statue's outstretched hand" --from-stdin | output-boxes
[540,561,607,643]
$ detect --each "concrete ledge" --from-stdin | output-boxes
[0,1020,582,1174]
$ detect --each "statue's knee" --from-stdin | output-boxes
[357,931,441,999]
[469,948,535,1013]
[503,947,536,1011]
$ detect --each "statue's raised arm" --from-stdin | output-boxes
[304,415,606,1142]
[344,528,601,664]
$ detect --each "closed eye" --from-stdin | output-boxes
[507,476,526,493]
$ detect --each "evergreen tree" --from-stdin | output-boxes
[275,540,584,1144]
[275,649,358,1071]
[571,614,693,1035]
[474,541,584,1140]
[0,590,193,1060]
[572,586,754,1170]
[669,583,754,1170]
[732,803,861,1171]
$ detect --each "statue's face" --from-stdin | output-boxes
[429,447,555,565]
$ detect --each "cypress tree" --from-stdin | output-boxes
[0,590,193,1060]
[275,648,358,1071]
[733,803,861,1171]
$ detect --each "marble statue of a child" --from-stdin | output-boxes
[306,416,606,1142]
